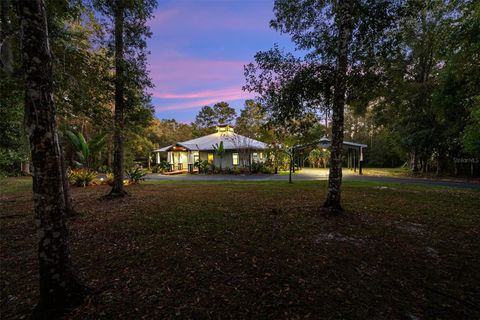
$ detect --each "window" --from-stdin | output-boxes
[193,154,199,163]
[207,153,214,163]
[232,153,239,166]
[252,152,258,162]
[259,152,264,160]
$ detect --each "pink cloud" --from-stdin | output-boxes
[148,55,248,93]
[155,87,253,111]
[153,86,247,100]
[148,4,269,31]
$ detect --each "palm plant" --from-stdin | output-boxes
[194,159,210,174]
[159,160,171,172]
[212,141,225,171]
[126,166,147,184]
[65,130,107,168]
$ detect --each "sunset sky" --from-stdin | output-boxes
[147,0,296,123]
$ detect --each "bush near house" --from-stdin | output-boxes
[152,160,172,173]
[250,161,274,174]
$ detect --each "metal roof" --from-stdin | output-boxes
[295,137,368,150]
[154,131,268,152]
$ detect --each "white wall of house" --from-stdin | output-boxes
[157,149,266,171]
[200,150,266,169]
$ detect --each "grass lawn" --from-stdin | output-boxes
[360,167,412,177]
[360,167,479,181]
[1,178,479,319]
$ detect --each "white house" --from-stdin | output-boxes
[153,124,268,172]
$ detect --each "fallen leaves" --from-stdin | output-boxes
[1,181,479,319]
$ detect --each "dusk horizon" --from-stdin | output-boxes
[148,0,295,122]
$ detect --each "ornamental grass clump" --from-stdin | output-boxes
[68,168,97,187]
[126,167,147,184]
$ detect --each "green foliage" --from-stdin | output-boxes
[194,102,237,133]
[245,0,401,131]
[194,160,211,174]
[68,168,97,187]
[235,100,267,139]
[152,160,171,173]
[66,130,107,168]
[126,167,147,184]
[97,165,111,174]
[0,149,29,177]
[372,0,480,173]
[105,172,114,185]
[308,148,330,168]
[463,104,480,155]
[250,162,273,174]
[212,141,225,170]
[149,119,195,150]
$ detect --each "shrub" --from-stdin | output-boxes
[68,168,97,187]
[195,160,210,174]
[105,172,114,185]
[222,167,234,174]
[126,167,147,184]
[248,162,274,174]
[208,163,216,174]
[261,165,274,174]
[233,166,249,175]
[153,160,171,173]
[159,160,171,173]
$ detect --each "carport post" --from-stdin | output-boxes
[349,149,352,170]
[359,147,363,175]
[292,149,295,173]
[289,148,293,184]
[353,149,357,172]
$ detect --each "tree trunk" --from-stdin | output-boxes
[20,161,30,174]
[109,0,126,196]
[59,142,75,216]
[17,0,85,317]
[411,150,418,173]
[323,0,353,214]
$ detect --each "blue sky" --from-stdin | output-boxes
[147,0,297,123]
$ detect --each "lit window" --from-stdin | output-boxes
[259,152,264,160]
[208,153,214,163]
[232,153,239,166]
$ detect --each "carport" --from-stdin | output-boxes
[293,136,367,175]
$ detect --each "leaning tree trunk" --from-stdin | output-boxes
[17,0,85,317]
[110,0,126,196]
[323,0,353,213]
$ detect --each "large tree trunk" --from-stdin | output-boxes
[110,0,126,196]
[17,0,85,317]
[323,0,353,213]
